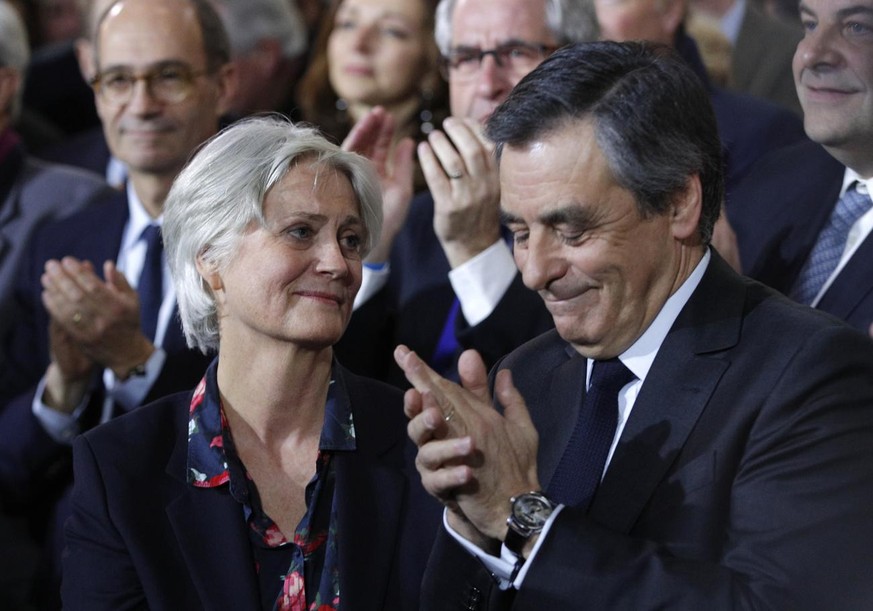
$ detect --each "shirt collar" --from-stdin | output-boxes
[609,249,711,384]
[121,182,162,254]
[720,0,746,45]
[187,358,357,488]
[842,167,872,197]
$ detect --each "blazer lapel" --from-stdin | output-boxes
[335,450,406,611]
[533,346,588,489]
[590,254,740,532]
[816,232,873,321]
[164,429,261,611]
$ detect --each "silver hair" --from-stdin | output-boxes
[163,115,383,353]
[0,2,30,121]
[210,0,308,59]
[434,0,599,56]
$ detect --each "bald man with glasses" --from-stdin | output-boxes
[0,0,236,606]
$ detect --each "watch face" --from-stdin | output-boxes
[512,494,553,530]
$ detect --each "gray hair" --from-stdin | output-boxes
[210,0,308,60]
[434,0,599,56]
[163,115,383,353]
[0,1,30,121]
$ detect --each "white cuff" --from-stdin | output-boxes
[441,504,564,590]
[354,264,391,310]
[32,376,88,444]
[103,347,167,411]
[448,240,517,326]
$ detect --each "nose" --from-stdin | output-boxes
[476,53,513,101]
[796,24,841,72]
[315,238,353,279]
[126,77,162,115]
[515,231,564,292]
[350,24,376,53]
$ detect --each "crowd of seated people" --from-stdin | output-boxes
[1,0,872,608]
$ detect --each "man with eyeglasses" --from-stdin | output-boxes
[335,0,598,386]
[0,0,234,606]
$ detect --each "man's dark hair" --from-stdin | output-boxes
[486,41,724,244]
[94,0,231,72]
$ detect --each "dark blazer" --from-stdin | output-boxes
[0,192,213,609]
[731,3,803,116]
[420,253,873,610]
[62,365,441,610]
[728,139,873,333]
[0,144,113,366]
[35,125,113,180]
[336,191,554,386]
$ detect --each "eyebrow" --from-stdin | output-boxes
[97,59,194,73]
[799,2,873,18]
[501,204,597,227]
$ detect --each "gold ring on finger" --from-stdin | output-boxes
[72,311,83,324]
[443,406,456,422]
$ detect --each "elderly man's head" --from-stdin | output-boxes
[0,2,30,127]
[487,41,722,358]
[89,0,234,185]
[434,0,598,123]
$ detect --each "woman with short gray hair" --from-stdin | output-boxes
[62,115,439,610]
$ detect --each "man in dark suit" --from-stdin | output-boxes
[0,0,236,606]
[728,0,873,335]
[395,41,873,609]
[335,0,601,384]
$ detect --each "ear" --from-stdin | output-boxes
[74,38,96,81]
[670,173,703,242]
[195,253,224,292]
[0,67,20,117]
[213,62,239,119]
[659,0,687,38]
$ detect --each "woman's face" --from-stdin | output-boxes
[204,162,365,351]
[327,0,431,109]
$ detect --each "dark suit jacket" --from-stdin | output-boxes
[0,142,114,367]
[731,3,803,116]
[34,125,113,180]
[0,192,213,608]
[421,253,873,610]
[61,365,441,610]
[336,191,554,386]
[728,140,873,333]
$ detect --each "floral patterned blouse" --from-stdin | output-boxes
[186,359,356,611]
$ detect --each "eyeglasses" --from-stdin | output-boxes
[90,63,208,106]
[441,42,558,80]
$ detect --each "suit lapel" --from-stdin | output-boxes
[816,232,873,321]
[534,346,587,489]
[164,425,261,611]
[590,254,740,532]
[335,450,405,610]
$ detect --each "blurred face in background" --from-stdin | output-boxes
[327,0,433,113]
[594,0,683,46]
[93,0,231,180]
[446,0,557,124]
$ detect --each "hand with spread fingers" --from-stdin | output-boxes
[40,257,155,389]
[342,106,416,265]
[418,117,501,268]
[395,344,541,549]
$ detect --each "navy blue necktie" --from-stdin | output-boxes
[547,358,635,509]
[138,224,163,342]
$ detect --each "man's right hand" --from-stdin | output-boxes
[419,117,501,268]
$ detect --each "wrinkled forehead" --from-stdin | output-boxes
[450,0,556,49]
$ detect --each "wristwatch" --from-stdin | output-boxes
[504,491,556,556]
